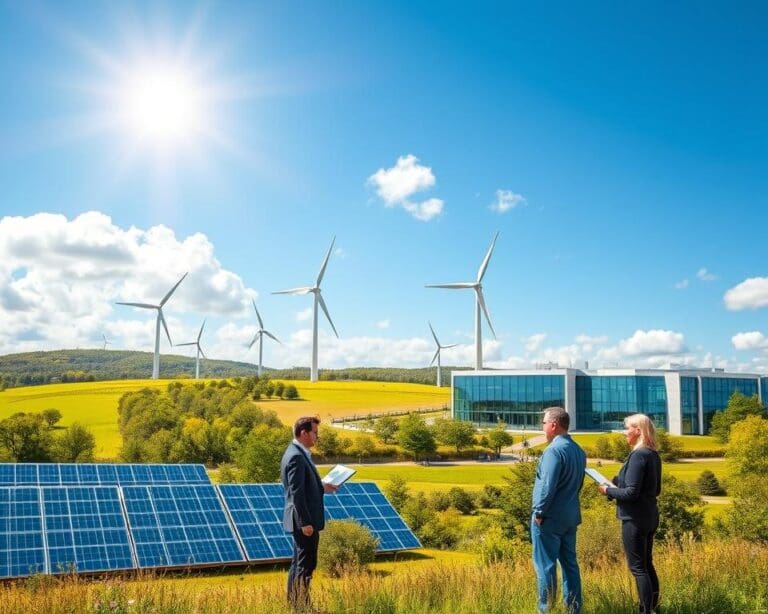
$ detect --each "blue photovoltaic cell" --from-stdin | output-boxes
[122,485,244,568]
[0,464,211,487]
[219,482,420,562]
[0,487,46,579]
[42,486,134,574]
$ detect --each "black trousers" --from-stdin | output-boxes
[621,519,660,614]
[287,528,320,611]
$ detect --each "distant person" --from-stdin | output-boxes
[598,413,662,614]
[281,416,338,611]
[531,407,587,614]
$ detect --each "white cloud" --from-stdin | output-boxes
[615,329,686,356]
[574,334,608,346]
[731,331,768,351]
[376,319,390,329]
[367,155,444,222]
[490,189,526,214]
[674,279,689,290]
[295,307,313,322]
[724,277,768,311]
[524,333,547,353]
[0,211,257,355]
[696,268,717,282]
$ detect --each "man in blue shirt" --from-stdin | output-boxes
[531,407,587,614]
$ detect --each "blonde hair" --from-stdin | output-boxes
[624,413,658,451]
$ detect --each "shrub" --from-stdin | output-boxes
[273,381,285,398]
[384,475,409,512]
[427,491,451,512]
[282,384,299,399]
[657,429,684,462]
[477,525,530,565]
[577,506,624,570]
[594,435,613,459]
[476,484,502,509]
[696,470,725,496]
[447,487,476,515]
[318,519,378,577]
[418,509,463,549]
[716,475,768,543]
[657,474,705,545]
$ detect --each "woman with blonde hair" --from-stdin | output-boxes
[598,413,662,614]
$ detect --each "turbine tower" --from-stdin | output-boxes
[116,273,187,379]
[426,232,499,370]
[273,237,338,383]
[248,300,280,377]
[101,333,111,351]
[428,322,458,387]
[176,319,206,379]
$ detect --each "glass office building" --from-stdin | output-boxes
[451,368,766,435]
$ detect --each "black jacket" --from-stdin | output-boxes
[606,447,662,528]
[280,442,325,532]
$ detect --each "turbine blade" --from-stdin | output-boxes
[197,319,206,342]
[476,287,497,339]
[477,231,499,282]
[160,272,188,306]
[272,286,314,295]
[425,282,477,289]
[317,293,339,338]
[443,343,459,349]
[316,236,336,286]
[159,309,173,345]
[252,299,264,329]
[199,346,207,360]
[176,342,197,347]
[248,332,260,349]
[116,302,158,309]
[428,322,440,346]
[263,330,281,344]
[430,347,440,366]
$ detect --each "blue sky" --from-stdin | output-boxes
[2,1,768,373]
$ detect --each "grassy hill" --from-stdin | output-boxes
[0,379,450,460]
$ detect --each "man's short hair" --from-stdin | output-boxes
[294,416,320,437]
[543,407,570,431]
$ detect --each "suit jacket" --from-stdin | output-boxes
[531,434,587,530]
[281,442,326,532]
[606,447,661,528]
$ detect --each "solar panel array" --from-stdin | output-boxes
[0,463,420,579]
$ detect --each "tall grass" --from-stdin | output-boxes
[1,540,766,613]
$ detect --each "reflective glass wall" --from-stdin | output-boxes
[701,377,758,433]
[575,376,668,431]
[680,377,699,435]
[453,375,565,427]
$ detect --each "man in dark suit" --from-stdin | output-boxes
[281,416,338,611]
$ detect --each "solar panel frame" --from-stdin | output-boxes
[0,464,212,487]
[0,487,47,579]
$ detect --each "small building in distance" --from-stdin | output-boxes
[451,366,768,436]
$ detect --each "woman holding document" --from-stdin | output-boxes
[598,413,662,614]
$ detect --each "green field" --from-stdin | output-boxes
[0,379,449,459]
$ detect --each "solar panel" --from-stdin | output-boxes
[219,482,420,562]
[122,485,245,568]
[0,464,211,487]
[0,487,46,579]
[42,486,135,574]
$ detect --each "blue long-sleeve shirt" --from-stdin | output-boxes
[532,434,587,529]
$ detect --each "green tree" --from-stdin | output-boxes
[487,426,513,457]
[497,461,537,539]
[447,486,476,515]
[401,492,436,532]
[41,408,63,428]
[313,426,343,459]
[656,429,684,462]
[374,416,399,444]
[273,381,285,398]
[384,475,410,512]
[397,413,437,462]
[710,391,766,443]
[610,433,631,461]
[0,412,54,461]
[696,470,724,496]
[282,384,299,399]
[435,419,476,454]
[594,436,612,459]
[656,474,705,545]
[348,434,376,463]
[236,424,292,482]
[52,422,96,462]
[717,475,768,543]
[726,414,768,476]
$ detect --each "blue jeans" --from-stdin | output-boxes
[531,521,582,614]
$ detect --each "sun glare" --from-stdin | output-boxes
[119,63,207,147]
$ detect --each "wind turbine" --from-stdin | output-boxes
[426,232,499,370]
[101,333,111,351]
[273,237,338,383]
[248,300,280,377]
[428,322,458,387]
[116,273,187,379]
[176,319,206,379]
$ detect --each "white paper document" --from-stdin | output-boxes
[584,467,613,487]
[322,464,356,486]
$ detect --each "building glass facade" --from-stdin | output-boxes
[453,374,565,427]
[575,376,668,431]
[680,377,699,435]
[701,377,758,432]
[762,378,768,405]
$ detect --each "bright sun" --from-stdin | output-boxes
[118,62,208,148]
